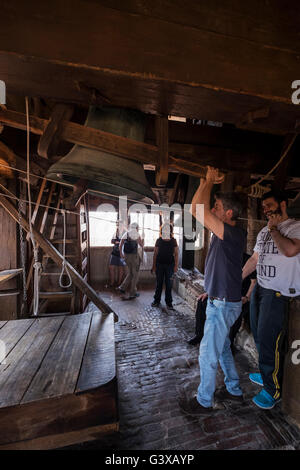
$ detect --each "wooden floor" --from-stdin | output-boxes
[0,307,118,449]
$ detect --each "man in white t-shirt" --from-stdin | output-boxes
[243,190,300,410]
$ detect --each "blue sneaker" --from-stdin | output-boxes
[252,388,281,410]
[249,373,263,386]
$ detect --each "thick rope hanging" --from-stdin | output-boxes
[25,97,42,316]
[59,209,72,289]
[18,197,27,305]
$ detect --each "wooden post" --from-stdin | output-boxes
[155,115,169,187]
[37,104,74,159]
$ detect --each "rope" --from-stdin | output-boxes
[248,134,297,198]
[25,97,42,316]
[249,184,270,198]
[18,197,27,303]
[58,209,72,289]
[0,160,155,207]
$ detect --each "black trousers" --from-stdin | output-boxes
[194,298,248,348]
[250,284,289,399]
[154,263,174,305]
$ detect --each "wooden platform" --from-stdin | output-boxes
[0,309,118,449]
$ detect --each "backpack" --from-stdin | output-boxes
[124,235,137,254]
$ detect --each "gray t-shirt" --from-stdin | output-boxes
[254,219,300,296]
[204,223,246,302]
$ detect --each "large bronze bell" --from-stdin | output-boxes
[46,107,155,204]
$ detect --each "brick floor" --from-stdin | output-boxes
[66,285,300,451]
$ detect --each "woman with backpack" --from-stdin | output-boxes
[108,221,126,287]
[117,223,144,300]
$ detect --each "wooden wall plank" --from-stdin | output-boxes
[0,183,18,320]
[0,381,118,448]
[76,311,115,392]
[22,313,92,403]
[0,317,64,408]
[0,422,118,450]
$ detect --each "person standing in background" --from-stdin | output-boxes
[109,221,126,287]
[118,223,144,300]
[151,223,179,310]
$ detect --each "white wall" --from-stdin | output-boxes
[89,246,155,285]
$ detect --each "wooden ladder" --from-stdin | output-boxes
[25,181,84,316]
[78,194,91,312]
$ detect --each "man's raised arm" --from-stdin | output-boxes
[190,166,225,240]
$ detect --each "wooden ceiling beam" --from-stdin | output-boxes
[1,2,300,134]
[0,1,299,104]
[0,56,299,134]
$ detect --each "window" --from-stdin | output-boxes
[89,211,118,247]
[130,212,160,247]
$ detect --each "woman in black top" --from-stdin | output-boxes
[109,222,126,287]
[151,223,179,309]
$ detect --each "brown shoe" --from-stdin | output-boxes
[178,395,213,415]
[214,387,244,403]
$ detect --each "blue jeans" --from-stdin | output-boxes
[197,298,243,407]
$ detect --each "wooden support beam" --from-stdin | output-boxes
[0,141,16,179]
[0,108,299,179]
[37,104,74,159]
[0,109,158,166]
[0,195,115,316]
[155,116,169,187]
[28,178,47,228]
